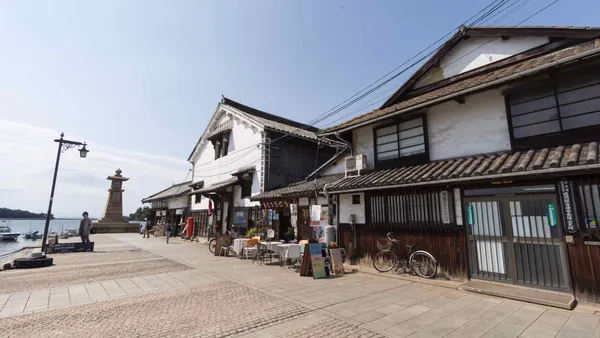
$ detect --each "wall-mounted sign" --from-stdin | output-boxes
[467,205,473,225]
[558,180,578,233]
[440,191,450,224]
[261,200,290,209]
[548,204,557,226]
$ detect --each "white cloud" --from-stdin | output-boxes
[0,119,190,218]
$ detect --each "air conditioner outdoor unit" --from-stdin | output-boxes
[345,154,367,178]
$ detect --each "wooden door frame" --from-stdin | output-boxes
[464,193,572,291]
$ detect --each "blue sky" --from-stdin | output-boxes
[1,0,598,217]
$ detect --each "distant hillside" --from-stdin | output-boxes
[0,207,54,219]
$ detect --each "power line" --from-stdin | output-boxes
[492,0,535,25]
[318,0,557,132]
[469,0,511,27]
[479,0,526,25]
[254,0,511,148]
[442,0,559,71]
[307,0,508,128]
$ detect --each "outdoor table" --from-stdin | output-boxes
[260,242,281,253]
[277,243,302,263]
[233,238,249,256]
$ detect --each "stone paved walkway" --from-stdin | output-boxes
[0,234,599,337]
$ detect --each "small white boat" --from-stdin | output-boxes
[0,222,21,241]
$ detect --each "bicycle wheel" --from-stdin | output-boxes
[410,251,437,278]
[208,238,216,253]
[373,251,397,272]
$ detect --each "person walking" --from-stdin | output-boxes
[79,211,93,243]
[165,221,173,243]
[143,218,153,238]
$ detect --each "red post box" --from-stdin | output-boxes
[186,217,194,238]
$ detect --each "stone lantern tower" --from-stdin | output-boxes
[93,169,139,233]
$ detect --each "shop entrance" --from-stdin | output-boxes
[465,188,570,290]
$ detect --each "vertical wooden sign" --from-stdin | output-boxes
[329,248,344,275]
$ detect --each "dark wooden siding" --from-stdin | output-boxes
[338,224,468,280]
[265,131,336,191]
[567,176,600,303]
[190,210,210,237]
[566,235,600,303]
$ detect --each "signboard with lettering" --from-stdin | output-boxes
[260,200,290,209]
[548,204,557,226]
[329,248,344,275]
[440,191,450,224]
[467,205,474,225]
[309,243,326,279]
[558,180,578,233]
[47,242,95,254]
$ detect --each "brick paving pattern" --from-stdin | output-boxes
[2,234,600,338]
[1,281,312,338]
[278,317,385,338]
[50,248,157,266]
[0,258,190,293]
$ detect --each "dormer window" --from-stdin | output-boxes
[212,132,231,160]
[374,115,428,168]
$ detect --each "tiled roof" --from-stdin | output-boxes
[251,174,345,200]
[322,38,600,133]
[194,177,239,194]
[230,165,256,176]
[222,98,318,140]
[328,142,600,192]
[381,26,600,108]
[142,181,192,203]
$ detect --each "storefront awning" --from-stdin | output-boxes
[250,174,345,201]
[194,177,239,194]
[328,142,600,193]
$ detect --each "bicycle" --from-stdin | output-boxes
[207,230,217,253]
[372,232,438,279]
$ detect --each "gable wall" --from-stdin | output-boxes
[190,109,263,211]
[414,36,550,88]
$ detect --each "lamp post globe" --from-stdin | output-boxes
[79,143,89,158]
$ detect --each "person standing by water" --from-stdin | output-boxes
[79,211,93,243]
[165,220,173,243]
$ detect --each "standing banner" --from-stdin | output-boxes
[309,243,326,279]
[329,248,344,275]
[290,204,298,237]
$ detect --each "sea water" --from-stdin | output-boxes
[0,219,144,255]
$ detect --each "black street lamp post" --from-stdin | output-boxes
[41,133,89,253]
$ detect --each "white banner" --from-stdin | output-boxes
[290,204,298,229]
[310,205,321,226]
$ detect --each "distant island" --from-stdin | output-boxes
[0,207,54,220]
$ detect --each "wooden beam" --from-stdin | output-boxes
[454,97,466,105]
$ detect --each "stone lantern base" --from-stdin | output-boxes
[93,222,140,234]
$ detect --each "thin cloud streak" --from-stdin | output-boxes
[0,119,190,218]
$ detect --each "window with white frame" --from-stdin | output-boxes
[375,117,426,162]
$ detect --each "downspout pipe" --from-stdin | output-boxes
[320,46,600,136]
[334,132,353,156]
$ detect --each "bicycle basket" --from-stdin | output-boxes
[376,240,393,251]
